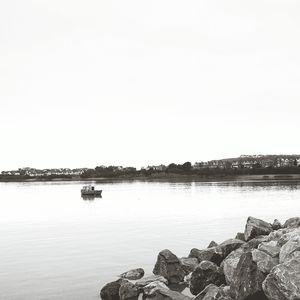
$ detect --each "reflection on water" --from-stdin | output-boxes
[0,179,300,299]
[81,195,102,201]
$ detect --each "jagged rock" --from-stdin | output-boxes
[267,227,300,242]
[279,235,300,263]
[277,228,300,247]
[189,261,225,295]
[242,235,269,250]
[120,268,145,280]
[146,286,191,300]
[180,257,198,274]
[136,275,168,288]
[231,251,266,300]
[262,255,300,300]
[252,249,279,274]
[272,219,282,230]
[208,241,218,248]
[235,232,245,241]
[283,217,300,228]
[189,247,223,265]
[143,281,169,296]
[119,281,139,300]
[221,248,245,284]
[193,284,219,300]
[102,217,300,300]
[153,249,186,284]
[244,217,273,241]
[194,284,233,300]
[258,241,280,258]
[217,239,245,259]
[101,279,126,300]
[267,228,289,242]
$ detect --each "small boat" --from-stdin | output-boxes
[81,185,102,197]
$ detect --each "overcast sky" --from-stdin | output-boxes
[1,0,300,170]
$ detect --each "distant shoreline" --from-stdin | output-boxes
[2,174,300,183]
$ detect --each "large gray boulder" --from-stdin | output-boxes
[272,219,282,230]
[283,217,300,228]
[101,279,126,300]
[252,249,279,274]
[193,284,219,300]
[120,268,145,280]
[146,286,191,300]
[194,284,233,300]
[244,217,273,241]
[189,247,223,265]
[136,275,168,288]
[257,241,280,258]
[262,255,300,300]
[153,249,186,284]
[221,248,245,284]
[119,281,139,300]
[230,251,266,300]
[189,261,225,295]
[179,257,198,274]
[217,239,245,259]
[143,281,169,296]
[242,236,269,250]
[235,232,245,241]
[208,241,218,248]
[267,228,290,242]
[277,228,300,247]
[279,235,300,263]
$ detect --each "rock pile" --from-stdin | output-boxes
[100,216,300,300]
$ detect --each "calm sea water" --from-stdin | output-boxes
[1,179,300,300]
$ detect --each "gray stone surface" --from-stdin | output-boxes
[189,247,223,265]
[101,279,126,300]
[283,217,300,229]
[244,216,272,241]
[120,268,145,280]
[136,275,168,288]
[230,251,266,300]
[252,249,279,274]
[153,249,186,284]
[263,255,300,300]
[119,281,139,300]
[279,235,300,263]
[217,239,245,259]
[221,248,245,284]
[189,261,225,295]
[146,286,191,300]
[179,257,198,274]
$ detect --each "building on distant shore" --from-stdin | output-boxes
[193,155,300,170]
[1,168,89,177]
[144,165,167,171]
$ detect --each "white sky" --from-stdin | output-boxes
[1,0,300,170]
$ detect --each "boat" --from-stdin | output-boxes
[81,185,102,197]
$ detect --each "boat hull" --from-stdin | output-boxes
[81,190,102,196]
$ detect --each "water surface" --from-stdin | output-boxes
[1,180,300,299]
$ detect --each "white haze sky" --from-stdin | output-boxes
[1,0,300,170]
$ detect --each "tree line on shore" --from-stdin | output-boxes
[80,162,300,179]
[2,157,300,180]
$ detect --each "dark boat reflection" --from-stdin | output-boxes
[81,194,102,201]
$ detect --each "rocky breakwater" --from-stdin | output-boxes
[100,216,300,300]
